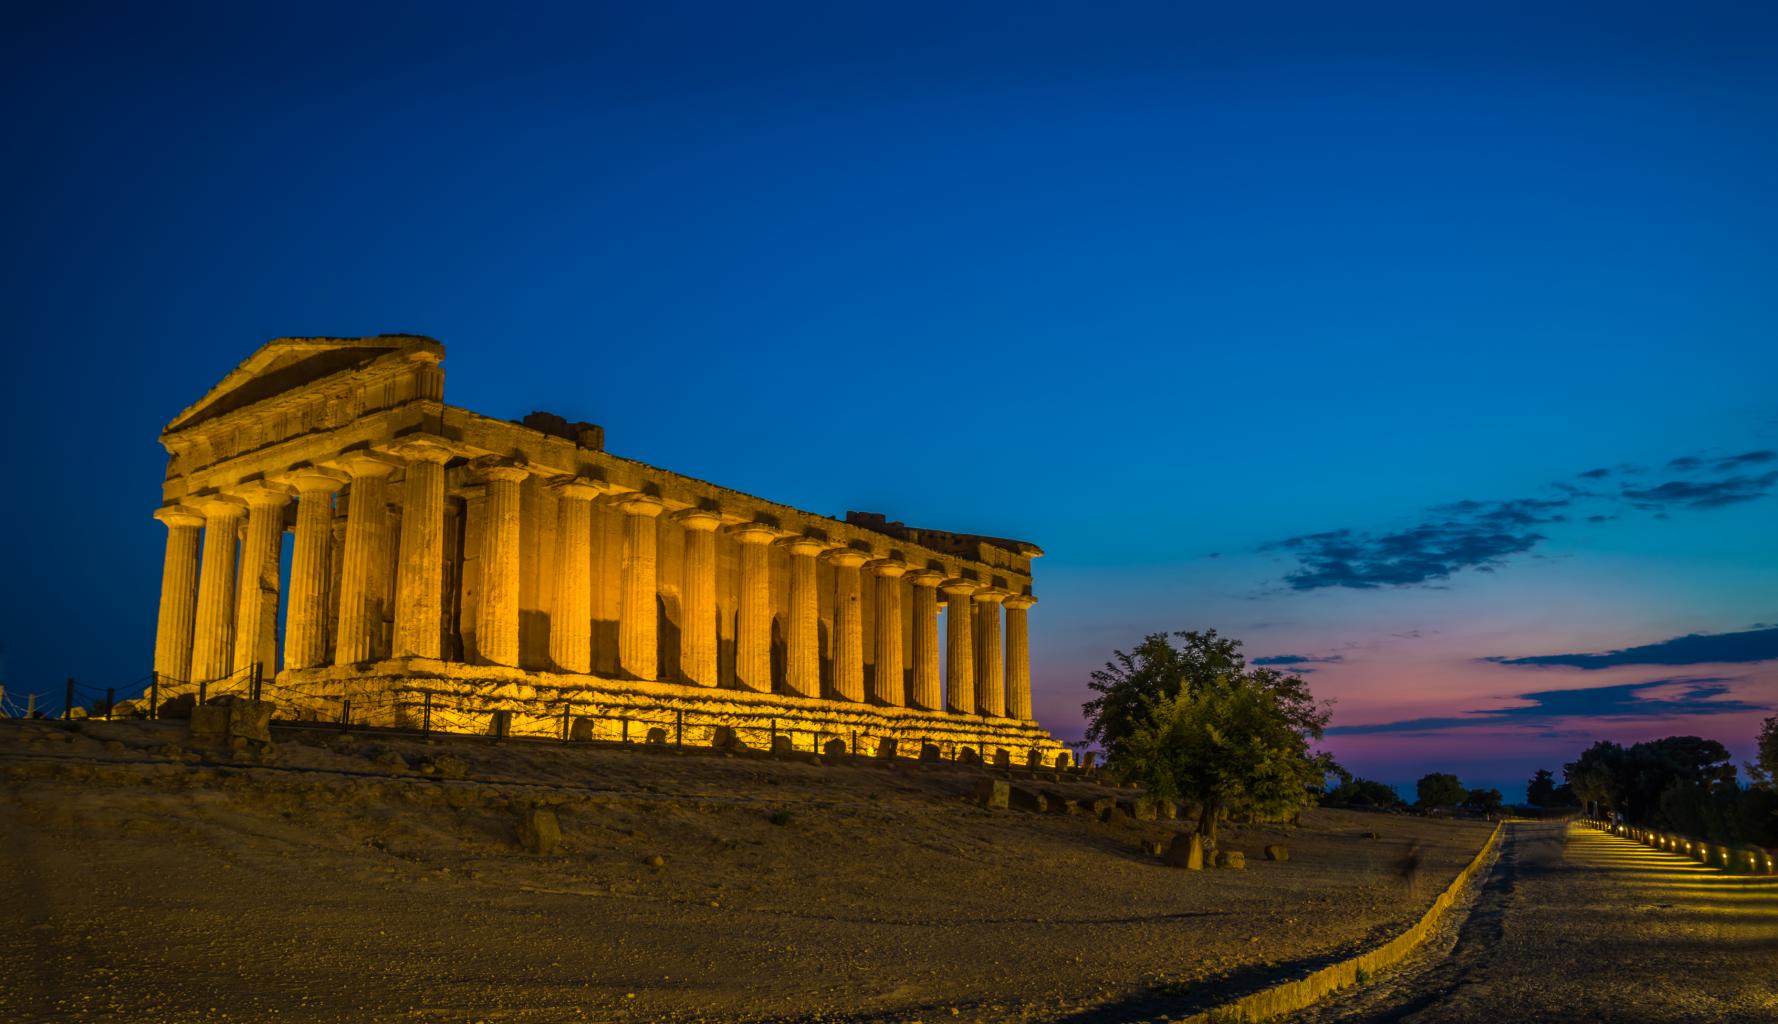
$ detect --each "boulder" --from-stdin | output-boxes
[1159,799,1179,821]
[1100,805,1133,827]
[373,749,408,771]
[109,700,141,719]
[771,735,795,756]
[188,703,230,743]
[1141,838,1166,857]
[569,716,596,742]
[1081,752,1098,769]
[645,727,669,745]
[959,747,981,765]
[1164,833,1204,870]
[227,700,274,744]
[1126,796,1159,822]
[1008,786,1047,813]
[1026,750,1043,769]
[431,754,468,780]
[710,726,744,750]
[876,738,898,759]
[993,749,1011,768]
[1264,844,1289,862]
[517,807,562,855]
[975,779,1010,810]
[824,738,848,758]
[1216,850,1246,870]
[919,743,942,762]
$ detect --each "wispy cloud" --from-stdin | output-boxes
[1326,676,1768,736]
[1265,440,1775,591]
[1484,626,1778,670]
[1252,653,1344,673]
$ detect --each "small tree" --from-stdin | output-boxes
[1416,772,1466,809]
[1463,787,1504,815]
[1116,673,1325,844]
[1526,769,1557,807]
[1323,776,1401,808]
[1083,630,1246,761]
[1753,716,1778,789]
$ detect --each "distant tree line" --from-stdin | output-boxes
[1561,716,1778,848]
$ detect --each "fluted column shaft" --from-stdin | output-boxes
[732,524,777,692]
[781,538,825,698]
[476,465,527,667]
[231,486,290,677]
[190,498,246,685]
[825,550,869,702]
[675,510,721,686]
[618,494,664,679]
[280,472,342,670]
[393,443,453,659]
[152,507,204,685]
[335,456,397,665]
[907,570,943,711]
[869,560,907,705]
[975,591,1006,717]
[1005,595,1036,720]
[941,580,977,715]
[549,480,604,673]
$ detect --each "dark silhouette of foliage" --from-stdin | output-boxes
[1083,630,1246,760]
[1322,776,1401,808]
[1416,772,1466,809]
[1463,787,1504,815]
[1564,736,1734,824]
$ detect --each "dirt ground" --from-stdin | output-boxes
[0,717,1494,1023]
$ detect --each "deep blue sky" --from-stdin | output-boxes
[5,2,1775,799]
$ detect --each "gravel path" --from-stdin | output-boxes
[1286,821,1778,1024]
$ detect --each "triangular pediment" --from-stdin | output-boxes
[164,335,435,435]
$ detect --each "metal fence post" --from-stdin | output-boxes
[341,698,351,731]
[149,673,159,720]
[675,708,683,747]
[562,702,571,743]
[422,693,432,738]
[251,663,262,703]
[105,687,115,719]
[64,678,75,720]
[198,679,208,707]
[621,716,629,744]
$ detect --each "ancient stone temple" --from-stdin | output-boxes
[150,335,1066,764]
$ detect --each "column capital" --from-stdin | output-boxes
[776,535,830,557]
[973,587,1010,605]
[726,522,780,545]
[271,466,349,494]
[192,494,248,518]
[671,508,723,532]
[615,493,666,518]
[152,505,205,529]
[552,476,610,502]
[473,459,531,485]
[905,567,947,588]
[333,450,402,479]
[866,558,908,578]
[228,480,295,508]
[939,577,979,598]
[1003,594,1038,610]
[380,436,459,465]
[821,547,871,568]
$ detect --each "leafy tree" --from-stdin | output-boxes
[1526,769,1557,807]
[1463,787,1504,815]
[1416,772,1466,809]
[1115,671,1327,843]
[1322,776,1401,808]
[1083,630,1246,760]
[1752,716,1778,788]
[1565,736,1735,824]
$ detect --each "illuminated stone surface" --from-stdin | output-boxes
[149,336,1062,758]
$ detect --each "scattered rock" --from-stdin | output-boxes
[374,749,408,771]
[188,704,230,743]
[1089,797,1116,819]
[919,743,942,762]
[993,749,1011,768]
[958,747,981,765]
[771,735,794,756]
[1164,833,1205,870]
[975,779,1010,810]
[1216,850,1247,870]
[569,716,596,741]
[1100,806,1133,828]
[517,807,562,855]
[103,740,126,753]
[876,738,898,759]
[824,738,848,757]
[1264,844,1289,862]
[1363,831,1381,840]
[646,854,665,869]
[645,727,669,745]
[1008,786,1047,813]
[710,726,746,751]
[1041,792,1079,815]
[1141,838,1165,857]
[430,755,468,780]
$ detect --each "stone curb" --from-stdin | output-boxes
[1179,820,1506,1024]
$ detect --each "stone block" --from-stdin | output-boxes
[1159,799,1179,820]
[1081,752,1097,769]
[1216,850,1246,870]
[711,725,743,750]
[227,700,273,744]
[993,748,1011,768]
[1089,797,1116,819]
[1264,844,1289,862]
[1164,833,1204,869]
[517,806,562,855]
[431,754,468,780]
[919,743,941,762]
[1041,792,1079,815]
[1026,750,1042,769]
[188,704,230,743]
[975,778,1010,810]
[110,700,141,719]
[1128,796,1159,822]
[876,738,898,759]
[959,747,981,765]
[771,735,795,756]
[569,716,596,741]
[1142,838,1165,857]
[824,738,848,757]
[645,727,668,745]
[1008,786,1047,813]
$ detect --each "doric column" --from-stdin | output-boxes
[617,493,665,680]
[673,509,721,686]
[868,559,907,705]
[730,523,778,693]
[189,496,246,685]
[1004,594,1036,721]
[940,578,977,715]
[151,506,204,686]
[390,440,454,660]
[906,569,944,711]
[475,463,528,668]
[275,469,345,670]
[824,549,870,702]
[974,589,1007,718]
[549,479,606,674]
[230,483,291,678]
[779,536,826,698]
[334,453,399,666]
